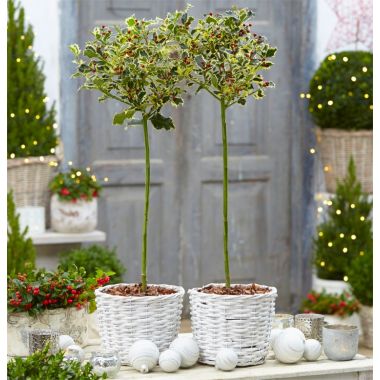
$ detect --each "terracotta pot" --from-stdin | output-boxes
[51,194,97,233]
[359,305,372,348]
[7,307,88,357]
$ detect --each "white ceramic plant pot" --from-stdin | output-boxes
[51,194,97,233]
[359,305,372,348]
[324,313,362,335]
[7,307,88,357]
[95,284,184,365]
[188,284,277,367]
[312,273,349,295]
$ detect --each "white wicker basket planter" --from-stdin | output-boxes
[95,284,185,365]
[188,284,277,367]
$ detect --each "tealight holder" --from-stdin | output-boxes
[295,313,324,343]
[28,329,59,355]
[272,314,294,329]
[90,350,121,378]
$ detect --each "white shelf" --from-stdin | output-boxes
[31,230,106,245]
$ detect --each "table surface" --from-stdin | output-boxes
[31,229,106,245]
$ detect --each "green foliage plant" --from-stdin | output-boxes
[7,266,113,316]
[7,191,36,276]
[347,246,373,306]
[308,51,373,130]
[7,344,107,379]
[59,245,126,284]
[177,7,277,287]
[49,167,102,202]
[7,0,57,158]
[314,158,372,281]
[300,289,359,317]
[70,10,190,292]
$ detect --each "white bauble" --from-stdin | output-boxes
[303,339,322,361]
[284,327,306,341]
[59,335,75,350]
[270,328,282,350]
[215,348,238,371]
[169,337,199,368]
[129,340,159,373]
[159,349,181,373]
[273,329,305,364]
[65,344,85,362]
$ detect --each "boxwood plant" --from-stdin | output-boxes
[70,11,189,291]
[177,7,277,287]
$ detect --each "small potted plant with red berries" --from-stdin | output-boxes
[49,167,102,233]
[7,266,112,357]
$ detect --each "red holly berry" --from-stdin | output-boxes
[24,303,32,310]
[60,188,70,196]
[76,303,82,310]
[71,290,77,295]
[45,294,51,299]
[33,288,40,295]
[42,300,49,306]
[339,301,347,308]
[67,285,73,291]
[67,299,73,304]
[92,190,98,198]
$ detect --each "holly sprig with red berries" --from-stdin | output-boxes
[301,290,360,317]
[49,167,102,202]
[7,266,113,316]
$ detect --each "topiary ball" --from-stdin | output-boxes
[308,51,372,131]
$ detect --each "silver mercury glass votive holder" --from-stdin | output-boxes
[28,329,59,355]
[295,313,324,343]
[90,350,121,378]
[272,313,294,329]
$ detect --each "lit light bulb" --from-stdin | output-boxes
[317,207,323,213]
[317,104,323,109]
[327,200,332,206]
[342,247,348,253]
[86,167,91,172]
[360,216,365,221]
[28,45,33,50]
[351,235,356,240]
[71,174,76,179]
[10,113,15,118]
[10,153,16,159]
[343,276,348,282]
[328,242,333,247]
[68,161,73,166]
[350,204,355,209]
[327,100,333,106]
[21,144,26,149]
[39,156,45,161]
[24,158,29,163]
[320,261,325,267]
[317,85,323,90]
[91,175,97,181]
[16,58,21,63]
[299,93,305,99]
[348,91,353,96]
[35,115,40,120]
[43,97,49,103]
[364,94,369,99]
[339,233,344,238]
[351,76,357,82]
[360,251,364,256]
[53,123,58,129]
[104,177,109,182]
[306,94,311,99]
[50,148,55,154]
[20,35,25,40]
[76,171,82,176]
[324,165,329,172]
[369,105,373,110]
[33,140,38,145]
[309,148,316,154]
[336,210,341,215]
[25,108,30,114]
[362,66,368,72]
[318,232,324,237]
[342,56,348,62]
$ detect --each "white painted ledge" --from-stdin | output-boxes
[31,230,106,245]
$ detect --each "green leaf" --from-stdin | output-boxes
[150,113,175,130]
[84,46,97,58]
[237,98,246,105]
[69,44,80,56]
[113,111,127,125]
[206,15,216,24]
[266,47,277,57]
[171,97,183,106]
[181,13,188,24]
[126,17,136,27]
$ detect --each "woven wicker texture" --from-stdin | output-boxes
[189,284,277,367]
[316,129,372,193]
[7,156,57,207]
[95,284,185,365]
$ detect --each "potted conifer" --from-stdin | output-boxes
[313,159,372,294]
[181,8,278,366]
[70,11,189,364]
[7,0,59,229]
[307,51,373,193]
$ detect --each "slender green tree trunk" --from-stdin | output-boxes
[141,116,150,292]
[220,99,231,288]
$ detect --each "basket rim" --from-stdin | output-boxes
[7,155,58,168]
[95,283,185,300]
[315,127,373,137]
[188,283,277,299]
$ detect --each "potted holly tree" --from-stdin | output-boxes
[7,266,111,356]
[70,11,190,364]
[307,51,373,193]
[49,167,102,233]
[180,8,278,366]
